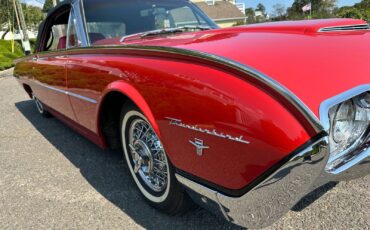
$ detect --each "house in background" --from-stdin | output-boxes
[192,0,246,27]
[0,29,37,41]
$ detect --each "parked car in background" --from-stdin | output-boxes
[13,0,370,228]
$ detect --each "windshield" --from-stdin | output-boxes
[82,0,218,44]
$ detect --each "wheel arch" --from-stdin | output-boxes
[22,83,33,98]
[97,80,160,149]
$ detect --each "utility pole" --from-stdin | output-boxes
[13,0,31,55]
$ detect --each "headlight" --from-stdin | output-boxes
[328,92,370,161]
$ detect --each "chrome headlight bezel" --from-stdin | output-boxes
[320,85,370,173]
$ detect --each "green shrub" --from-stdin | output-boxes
[0,40,24,70]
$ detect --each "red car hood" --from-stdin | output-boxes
[97,19,370,117]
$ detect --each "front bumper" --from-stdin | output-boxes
[176,135,370,229]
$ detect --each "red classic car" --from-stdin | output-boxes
[14,0,369,228]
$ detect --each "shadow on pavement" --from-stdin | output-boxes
[291,182,337,212]
[15,100,242,230]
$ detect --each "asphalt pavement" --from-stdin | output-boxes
[0,74,369,229]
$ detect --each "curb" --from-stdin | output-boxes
[0,68,14,78]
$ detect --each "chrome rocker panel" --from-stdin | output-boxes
[176,135,370,229]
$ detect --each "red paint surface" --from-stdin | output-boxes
[14,19,370,190]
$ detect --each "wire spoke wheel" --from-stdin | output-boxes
[121,107,194,213]
[128,119,169,193]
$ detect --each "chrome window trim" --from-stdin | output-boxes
[66,9,77,49]
[78,0,90,46]
[69,0,89,48]
[68,45,324,134]
[34,81,98,104]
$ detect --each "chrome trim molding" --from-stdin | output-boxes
[68,45,324,134]
[35,82,98,104]
[318,24,370,32]
[68,91,98,104]
[177,137,330,229]
[319,84,370,132]
[319,84,370,175]
[177,127,369,228]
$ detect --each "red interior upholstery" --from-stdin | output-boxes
[57,36,67,50]
[56,33,105,50]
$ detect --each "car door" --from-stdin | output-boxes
[32,10,76,120]
[65,7,100,133]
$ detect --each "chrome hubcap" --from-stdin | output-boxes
[128,119,168,192]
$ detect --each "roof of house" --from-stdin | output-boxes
[194,1,245,20]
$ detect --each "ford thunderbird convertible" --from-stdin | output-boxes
[13,0,369,228]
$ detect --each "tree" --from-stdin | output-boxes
[336,7,363,19]
[244,7,256,24]
[0,0,44,36]
[43,0,55,13]
[256,3,266,16]
[23,4,44,29]
[272,4,286,19]
[335,0,370,22]
[0,0,12,27]
[287,0,337,20]
[353,0,370,21]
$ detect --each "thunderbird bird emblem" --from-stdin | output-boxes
[189,138,209,156]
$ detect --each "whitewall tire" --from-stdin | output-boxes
[120,104,194,214]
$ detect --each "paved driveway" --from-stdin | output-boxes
[0,75,369,229]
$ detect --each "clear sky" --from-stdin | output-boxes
[239,0,361,14]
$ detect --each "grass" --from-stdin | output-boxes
[0,40,24,71]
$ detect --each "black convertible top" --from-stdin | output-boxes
[46,0,72,18]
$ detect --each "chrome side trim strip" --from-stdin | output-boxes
[68,91,98,104]
[34,82,98,104]
[176,137,330,229]
[68,45,324,134]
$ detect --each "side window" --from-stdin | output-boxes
[41,9,70,52]
[67,11,80,48]
[45,24,68,51]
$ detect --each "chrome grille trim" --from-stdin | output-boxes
[319,24,370,32]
